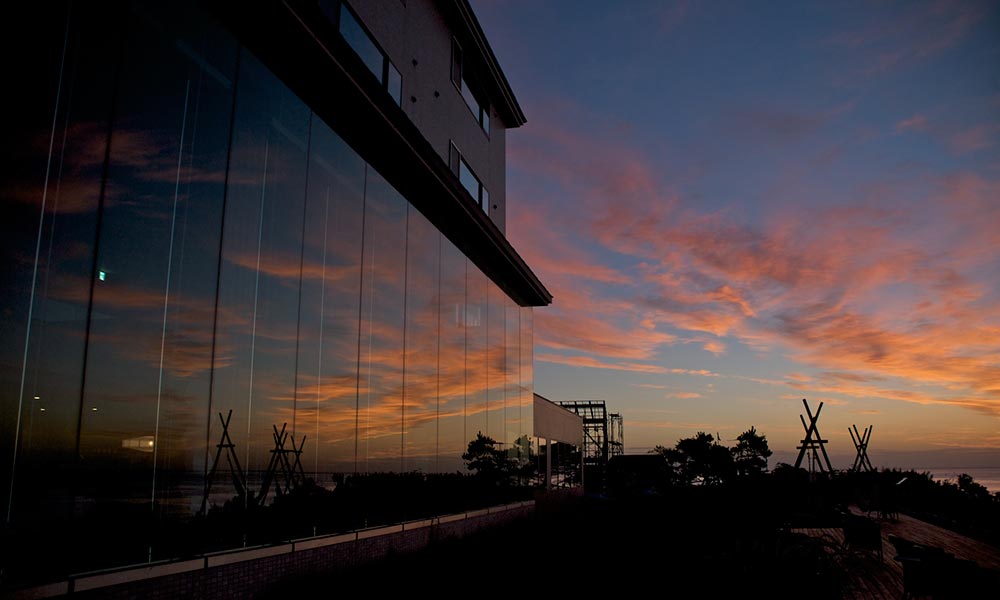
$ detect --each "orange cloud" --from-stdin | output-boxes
[506,100,1000,419]
[665,392,702,399]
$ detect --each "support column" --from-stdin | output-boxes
[545,438,552,490]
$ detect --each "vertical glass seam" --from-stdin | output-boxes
[290,116,314,445]
[435,234,441,473]
[245,136,271,497]
[353,165,368,474]
[400,205,409,471]
[74,11,127,469]
[151,78,192,515]
[202,46,243,513]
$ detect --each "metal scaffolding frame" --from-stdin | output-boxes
[609,413,624,459]
[556,401,609,469]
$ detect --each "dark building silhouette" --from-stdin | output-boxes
[0,0,550,588]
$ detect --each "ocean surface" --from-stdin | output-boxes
[910,467,1000,493]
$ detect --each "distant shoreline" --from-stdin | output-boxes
[908,466,1000,493]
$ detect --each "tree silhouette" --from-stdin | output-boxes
[957,473,990,500]
[654,432,734,485]
[732,426,773,478]
[462,432,516,485]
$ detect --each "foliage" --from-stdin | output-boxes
[652,431,734,485]
[733,426,773,477]
[957,473,991,500]
[462,432,518,485]
[651,426,773,486]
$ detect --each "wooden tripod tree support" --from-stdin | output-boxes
[257,422,307,505]
[794,399,834,473]
[201,412,309,513]
[849,424,874,473]
[202,409,249,514]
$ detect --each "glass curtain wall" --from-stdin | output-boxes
[0,0,535,585]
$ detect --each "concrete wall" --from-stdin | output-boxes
[349,0,507,233]
[11,503,533,599]
[534,394,584,446]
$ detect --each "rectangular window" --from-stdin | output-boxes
[458,158,480,201]
[451,38,490,135]
[450,142,488,212]
[331,2,402,106]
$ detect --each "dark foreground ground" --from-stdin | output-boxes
[260,469,1000,598]
[262,488,849,597]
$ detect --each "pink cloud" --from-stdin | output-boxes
[507,100,1000,418]
[537,353,721,377]
[949,123,1000,154]
[701,340,726,355]
[826,1,986,78]
[895,114,928,133]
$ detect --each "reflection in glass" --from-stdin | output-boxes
[1,0,537,584]
[505,297,520,448]
[339,4,382,80]
[437,240,467,472]
[208,50,309,522]
[465,263,488,467]
[1,3,123,582]
[387,62,402,106]
[486,280,505,446]
[358,170,406,474]
[521,308,534,445]
[78,2,238,572]
[458,157,482,209]
[295,115,365,487]
[403,210,440,473]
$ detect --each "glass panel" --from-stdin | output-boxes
[482,186,489,212]
[505,297,520,450]
[358,169,406,476]
[207,50,310,548]
[294,113,365,534]
[448,142,460,175]
[74,2,238,572]
[450,38,462,86]
[1,3,120,583]
[486,281,505,446]
[461,76,479,120]
[437,239,466,472]
[482,108,490,136]
[464,262,487,468]
[387,60,402,107]
[402,210,439,473]
[521,307,534,453]
[339,4,383,83]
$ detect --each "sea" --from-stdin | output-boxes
[910,467,1000,493]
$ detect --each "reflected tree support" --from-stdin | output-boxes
[0,0,540,584]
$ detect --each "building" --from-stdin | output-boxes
[0,0,550,590]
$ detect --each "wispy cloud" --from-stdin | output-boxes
[509,98,1000,418]
[826,0,988,78]
[665,392,702,399]
[895,114,928,133]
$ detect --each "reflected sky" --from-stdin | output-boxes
[0,3,536,573]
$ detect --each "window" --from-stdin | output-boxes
[324,1,402,106]
[450,142,489,212]
[451,38,490,135]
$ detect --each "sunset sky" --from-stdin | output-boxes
[472,0,1000,465]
